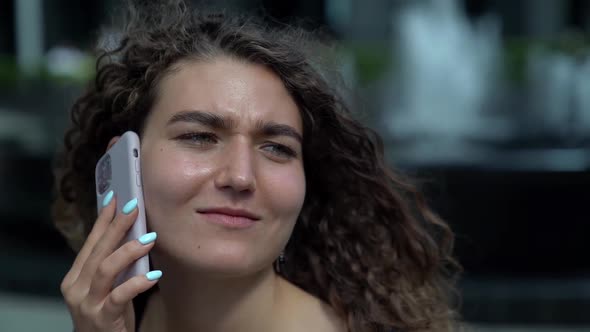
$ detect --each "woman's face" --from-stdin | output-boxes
[139,58,305,276]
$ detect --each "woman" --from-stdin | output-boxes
[52,1,461,331]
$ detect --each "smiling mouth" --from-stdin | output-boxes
[197,212,258,229]
[196,206,261,229]
[197,207,260,229]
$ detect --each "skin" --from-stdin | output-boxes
[131,57,345,331]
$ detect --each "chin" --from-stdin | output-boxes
[153,241,269,276]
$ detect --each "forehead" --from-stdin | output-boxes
[149,57,302,132]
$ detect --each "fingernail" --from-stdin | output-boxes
[138,232,157,245]
[122,198,138,214]
[102,190,114,207]
[146,270,162,281]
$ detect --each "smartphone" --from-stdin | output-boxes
[95,131,150,288]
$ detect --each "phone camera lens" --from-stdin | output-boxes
[133,149,138,157]
[97,154,112,195]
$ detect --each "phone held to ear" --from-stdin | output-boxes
[95,131,150,288]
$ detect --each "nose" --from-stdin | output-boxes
[213,138,257,194]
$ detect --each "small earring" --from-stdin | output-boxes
[275,251,286,273]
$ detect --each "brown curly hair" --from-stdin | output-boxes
[52,1,462,331]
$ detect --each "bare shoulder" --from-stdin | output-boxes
[278,277,348,332]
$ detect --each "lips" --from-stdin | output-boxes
[196,207,261,220]
[196,207,261,229]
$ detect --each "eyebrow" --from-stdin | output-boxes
[167,110,303,143]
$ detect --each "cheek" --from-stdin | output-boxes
[141,147,212,211]
[264,166,306,217]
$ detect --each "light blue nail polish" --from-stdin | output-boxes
[102,190,114,207]
[122,198,138,214]
[138,232,157,245]
[146,270,162,281]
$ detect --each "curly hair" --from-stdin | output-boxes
[52,1,462,331]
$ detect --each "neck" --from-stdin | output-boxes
[143,256,286,332]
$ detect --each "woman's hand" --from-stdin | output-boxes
[60,193,160,332]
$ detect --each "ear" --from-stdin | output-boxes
[106,136,121,152]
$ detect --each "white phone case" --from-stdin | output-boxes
[95,131,150,288]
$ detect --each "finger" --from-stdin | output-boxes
[87,232,156,303]
[76,199,140,288]
[102,270,162,319]
[62,192,117,288]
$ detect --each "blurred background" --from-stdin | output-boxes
[1,0,589,331]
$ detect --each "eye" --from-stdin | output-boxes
[176,132,218,145]
[262,143,297,158]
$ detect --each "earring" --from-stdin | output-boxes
[274,251,286,273]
